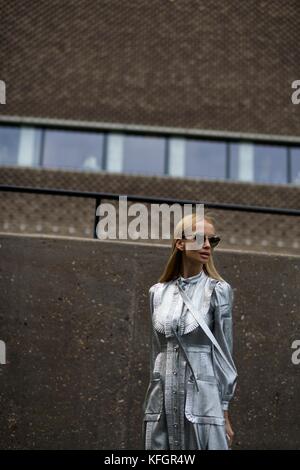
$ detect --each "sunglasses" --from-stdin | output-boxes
[182,231,221,248]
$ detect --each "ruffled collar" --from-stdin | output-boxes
[152,271,216,336]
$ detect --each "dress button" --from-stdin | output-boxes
[173,370,177,375]
[173,345,179,351]
[174,407,177,412]
[173,390,177,395]
[173,423,178,428]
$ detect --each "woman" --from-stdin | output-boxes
[142,212,238,450]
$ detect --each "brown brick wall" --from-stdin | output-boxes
[0,166,299,255]
[0,0,300,136]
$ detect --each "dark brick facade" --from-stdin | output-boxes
[0,166,299,255]
[1,0,300,136]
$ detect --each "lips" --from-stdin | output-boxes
[200,252,210,257]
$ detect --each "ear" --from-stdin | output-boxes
[175,239,185,251]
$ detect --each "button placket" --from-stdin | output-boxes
[172,338,180,447]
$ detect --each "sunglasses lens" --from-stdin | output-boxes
[209,236,220,247]
[182,232,221,248]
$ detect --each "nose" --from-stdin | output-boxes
[203,236,211,249]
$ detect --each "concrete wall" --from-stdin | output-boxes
[0,233,299,449]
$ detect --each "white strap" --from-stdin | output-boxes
[176,281,234,372]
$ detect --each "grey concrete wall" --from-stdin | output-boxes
[0,233,299,449]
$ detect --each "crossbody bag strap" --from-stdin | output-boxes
[176,281,234,371]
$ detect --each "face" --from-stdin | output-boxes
[175,220,216,265]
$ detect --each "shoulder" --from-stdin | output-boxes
[149,282,165,302]
[149,282,170,313]
[214,279,233,293]
[212,279,234,306]
[149,282,163,294]
[149,280,173,294]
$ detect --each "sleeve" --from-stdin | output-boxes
[212,280,237,411]
[148,284,160,383]
[142,284,162,414]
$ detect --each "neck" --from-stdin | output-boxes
[180,259,204,279]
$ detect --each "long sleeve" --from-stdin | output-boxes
[212,280,237,411]
[142,284,161,414]
[148,284,160,382]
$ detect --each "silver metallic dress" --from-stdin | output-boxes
[142,270,238,450]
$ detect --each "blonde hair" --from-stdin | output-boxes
[158,211,225,283]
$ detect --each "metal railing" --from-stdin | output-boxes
[0,184,299,239]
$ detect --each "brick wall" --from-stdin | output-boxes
[0,166,299,255]
[0,0,299,136]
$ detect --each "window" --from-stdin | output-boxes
[106,133,166,175]
[230,143,255,182]
[0,123,298,186]
[291,148,300,184]
[0,126,20,165]
[185,140,227,179]
[106,133,123,172]
[0,126,41,167]
[230,143,288,184]
[123,135,166,176]
[168,137,185,177]
[43,129,104,171]
[254,145,287,184]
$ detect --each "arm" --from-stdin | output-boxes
[212,281,237,411]
[142,285,161,414]
[148,284,160,383]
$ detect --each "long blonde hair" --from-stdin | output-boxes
[158,211,224,283]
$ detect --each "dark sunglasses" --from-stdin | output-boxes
[182,231,221,248]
